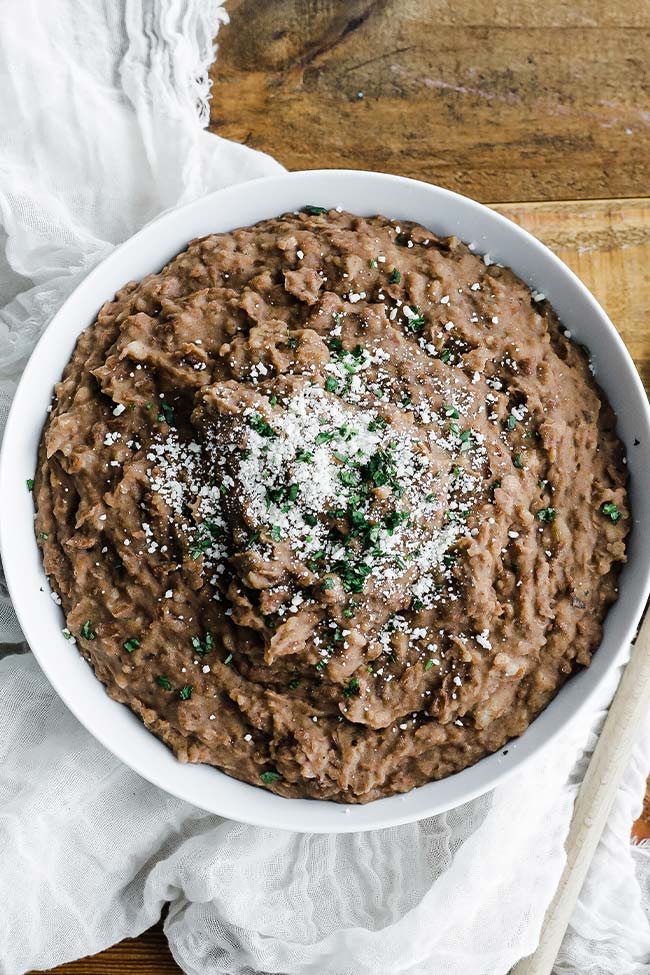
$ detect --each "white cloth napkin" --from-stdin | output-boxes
[1,3,649,974]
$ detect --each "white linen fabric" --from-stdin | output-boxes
[0,2,649,973]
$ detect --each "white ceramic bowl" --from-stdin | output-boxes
[2,170,649,833]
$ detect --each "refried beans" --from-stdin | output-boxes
[33,208,629,802]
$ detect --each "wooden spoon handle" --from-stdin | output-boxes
[511,607,650,975]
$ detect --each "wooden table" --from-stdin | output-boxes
[34,1,650,971]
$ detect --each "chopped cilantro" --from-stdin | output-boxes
[270,524,283,542]
[440,348,451,364]
[315,430,336,446]
[369,258,378,269]
[248,413,276,438]
[26,478,34,492]
[224,653,233,665]
[191,632,213,657]
[332,559,372,593]
[189,524,216,560]
[80,620,95,641]
[458,430,474,452]
[123,638,140,653]
[289,678,301,690]
[383,510,409,534]
[156,676,172,690]
[443,405,459,419]
[287,336,298,350]
[601,501,621,523]
[179,685,193,701]
[304,512,318,527]
[506,414,517,431]
[537,506,557,523]
[405,308,425,332]
[39,532,49,539]
[157,401,174,425]
[360,448,399,491]
[342,677,360,698]
[260,770,281,784]
[513,453,524,469]
[389,267,401,284]
[368,415,388,432]
[322,577,335,590]
[303,205,327,215]
[295,449,314,463]
[269,395,278,407]
[324,376,339,393]
[425,659,435,671]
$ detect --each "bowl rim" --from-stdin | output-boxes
[2,167,650,833]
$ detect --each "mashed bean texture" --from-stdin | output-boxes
[34,209,629,802]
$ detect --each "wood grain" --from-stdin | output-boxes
[29,923,181,975]
[30,194,650,973]
[209,0,650,204]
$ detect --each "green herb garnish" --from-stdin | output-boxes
[157,401,174,425]
[179,685,193,700]
[332,559,372,593]
[383,510,409,534]
[342,677,360,698]
[389,268,401,284]
[156,676,172,690]
[80,620,95,641]
[405,308,425,332]
[248,413,276,439]
[425,659,435,671]
[191,632,213,657]
[601,502,621,523]
[260,770,281,784]
[26,478,34,492]
[315,430,336,446]
[537,506,557,523]
[123,638,140,653]
[303,205,327,215]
